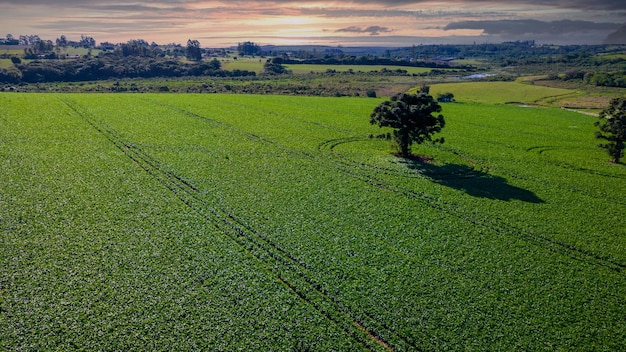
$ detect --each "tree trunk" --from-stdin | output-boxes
[400,131,410,157]
[613,140,624,163]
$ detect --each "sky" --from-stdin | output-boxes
[1,1,625,47]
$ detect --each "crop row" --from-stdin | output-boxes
[96,94,626,349]
[57,96,406,350]
[134,94,625,349]
[1,93,368,350]
[3,93,625,350]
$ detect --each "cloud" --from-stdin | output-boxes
[336,26,393,35]
[1,0,625,46]
[302,8,509,19]
[35,20,185,32]
[1,0,624,11]
[444,19,622,35]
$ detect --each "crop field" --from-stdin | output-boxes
[1,91,625,350]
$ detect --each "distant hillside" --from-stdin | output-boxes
[604,24,626,44]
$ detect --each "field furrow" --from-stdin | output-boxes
[3,92,625,351]
[58,96,411,351]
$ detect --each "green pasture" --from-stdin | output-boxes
[422,81,579,105]
[1,92,625,350]
[0,59,13,69]
[0,47,22,69]
[0,48,22,56]
[221,57,266,73]
[57,47,101,57]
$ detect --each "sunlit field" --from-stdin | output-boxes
[1,90,624,350]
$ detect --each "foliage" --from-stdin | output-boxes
[585,71,626,88]
[595,97,626,163]
[237,41,262,56]
[3,54,254,83]
[370,92,445,156]
[186,39,202,61]
[0,66,22,83]
[280,54,458,69]
[436,92,455,102]
[262,57,291,75]
[116,39,157,57]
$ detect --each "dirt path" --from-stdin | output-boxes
[560,107,599,117]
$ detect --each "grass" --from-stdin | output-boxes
[221,57,266,73]
[0,48,23,56]
[1,91,625,350]
[421,81,579,105]
[57,47,102,57]
[0,47,22,68]
[220,57,437,75]
[0,59,14,69]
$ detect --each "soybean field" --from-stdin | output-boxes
[1,92,625,350]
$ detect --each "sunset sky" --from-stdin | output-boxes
[1,1,625,47]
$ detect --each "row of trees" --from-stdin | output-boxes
[237,41,262,56]
[554,69,626,88]
[280,55,457,69]
[4,34,209,62]
[0,54,254,83]
[2,33,99,48]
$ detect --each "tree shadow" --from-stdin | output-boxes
[401,158,544,203]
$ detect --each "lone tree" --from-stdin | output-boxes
[186,39,202,61]
[595,97,626,163]
[370,91,445,157]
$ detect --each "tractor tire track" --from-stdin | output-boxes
[59,97,418,352]
[136,98,427,351]
[139,99,626,345]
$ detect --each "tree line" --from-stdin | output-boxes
[552,69,626,88]
[0,54,255,84]
[0,36,259,83]
[280,55,458,69]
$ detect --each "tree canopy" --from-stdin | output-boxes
[263,57,290,75]
[370,91,445,157]
[186,39,202,61]
[595,97,626,163]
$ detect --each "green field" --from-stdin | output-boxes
[221,57,435,75]
[0,59,13,69]
[221,57,266,73]
[1,92,625,350]
[417,81,578,105]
